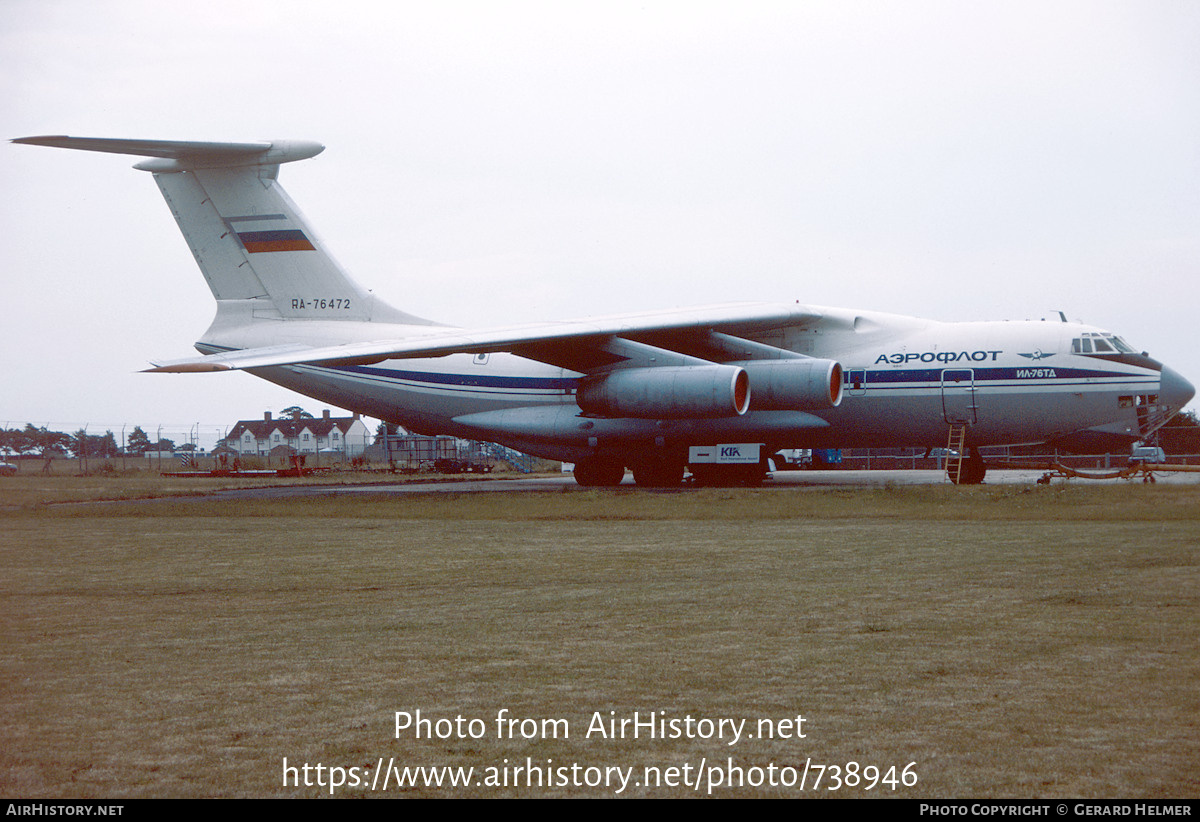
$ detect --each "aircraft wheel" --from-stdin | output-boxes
[632,459,684,488]
[573,457,625,487]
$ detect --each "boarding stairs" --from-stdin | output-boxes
[945,423,968,484]
[481,442,538,474]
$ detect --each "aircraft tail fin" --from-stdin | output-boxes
[12,135,433,326]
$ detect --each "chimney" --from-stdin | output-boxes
[322,409,331,420]
[264,411,272,422]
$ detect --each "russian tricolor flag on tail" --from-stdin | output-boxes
[236,229,315,253]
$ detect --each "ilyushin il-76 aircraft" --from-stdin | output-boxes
[14,136,1194,486]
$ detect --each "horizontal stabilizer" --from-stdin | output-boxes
[12,135,323,171]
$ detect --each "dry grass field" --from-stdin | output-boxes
[0,476,1197,798]
[0,468,502,510]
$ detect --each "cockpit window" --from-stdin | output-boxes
[1072,333,1138,356]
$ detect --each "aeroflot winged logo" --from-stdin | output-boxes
[1018,350,1056,361]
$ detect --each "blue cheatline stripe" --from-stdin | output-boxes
[854,366,1152,385]
[304,369,571,400]
[339,364,579,391]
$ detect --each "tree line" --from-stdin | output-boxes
[0,425,179,459]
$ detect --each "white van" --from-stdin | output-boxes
[1130,446,1166,464]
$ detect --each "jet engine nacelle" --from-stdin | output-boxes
[740,358,843,410]
[577,365,751,419]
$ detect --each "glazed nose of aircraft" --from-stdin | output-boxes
[1160,365,1195,413]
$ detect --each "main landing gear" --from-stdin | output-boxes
[571,456,626,487]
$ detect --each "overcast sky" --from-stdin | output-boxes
[2,0,1197,446]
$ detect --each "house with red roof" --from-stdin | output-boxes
[224,410,371,458]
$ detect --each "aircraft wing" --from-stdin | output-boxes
[146,302,822,372]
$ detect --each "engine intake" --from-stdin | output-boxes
[577,365,751,419]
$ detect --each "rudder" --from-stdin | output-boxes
[154,164,387,321]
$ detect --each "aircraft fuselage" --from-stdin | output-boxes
[209,306,1186,463]
[17,135,1191,484]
